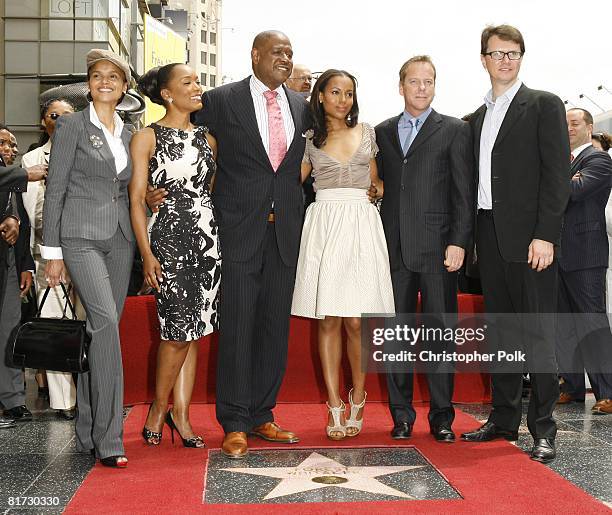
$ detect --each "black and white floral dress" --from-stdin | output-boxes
[148,123,221,341]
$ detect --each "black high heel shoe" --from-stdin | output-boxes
[165,410,205,448]
[142,404,162,446]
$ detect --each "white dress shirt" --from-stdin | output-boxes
[89,102,128,175]
[40,104,128,260]
[249,75,295,157]
[478,80,523,209]
[571,142,592,161]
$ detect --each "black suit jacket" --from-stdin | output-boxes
[0,163,28,194]
[194,76,311,266]
[10,192,35,276]
[0,162,30,315]
[376,110,474,273]
[470,84,571,262]
[558,146,612,272]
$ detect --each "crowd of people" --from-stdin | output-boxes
[0,23,611,471]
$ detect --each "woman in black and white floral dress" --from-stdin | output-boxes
[130,63,220,448]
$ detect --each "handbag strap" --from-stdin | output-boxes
[36,283,78,320]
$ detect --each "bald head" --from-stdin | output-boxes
[251,30,293,90]
[286,64,312,95]
[252,30,289,51]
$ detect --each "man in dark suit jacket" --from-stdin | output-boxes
[0,153,46,310]
[556,108,612,415]
[0,154,38,428]
[194,31,311,459]
[460,25,570,464]
[0,182,34,423]
[376,55,473,443]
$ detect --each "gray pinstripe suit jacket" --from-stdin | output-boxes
[42,105,134,247]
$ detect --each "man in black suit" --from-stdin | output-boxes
[0,153,41,428]
[0,172,34,423]
[460,25,570,463]
[556,108,612,415]
[375,55,473,442]
[194,31,311,459]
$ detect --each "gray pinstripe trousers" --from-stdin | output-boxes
[62,228,134,459]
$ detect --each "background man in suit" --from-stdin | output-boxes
[0,168,34,423]
[376,55,473,442]
[460,25,570,464]
[0,127,19,166]
[195,31,311,459]
[285,64,315,208]
[285,64,313,100]
[0,152,44,429]
[556,108,612,415]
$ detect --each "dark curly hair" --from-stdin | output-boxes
[592,132,611,152]
[310,69,358,148]
[137,63,182,106]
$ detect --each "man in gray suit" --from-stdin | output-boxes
[375,56,473,442]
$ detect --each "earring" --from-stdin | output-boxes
[167,98,173,103]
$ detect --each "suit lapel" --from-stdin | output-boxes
[228,77,270,166]
[386,114,403,157]
[282,85,306,162]
[571,146,593,173]
[81,105,119,177]
[406,110,442,157]
[493,84,528,149]
[118,128,131,177]
[471,105,486,164]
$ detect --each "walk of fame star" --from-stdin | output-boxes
[220,451,425,500]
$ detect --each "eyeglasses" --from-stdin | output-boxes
[288,76,312,83]
[483,50,523,61]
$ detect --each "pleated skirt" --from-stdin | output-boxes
[291,188,395,319]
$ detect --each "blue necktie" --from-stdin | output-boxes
[402,119,420,154]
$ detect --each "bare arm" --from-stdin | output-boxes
[300,161,312,184]
[369,158,384,199]
[205,132,217,192]
[129,128,162,292]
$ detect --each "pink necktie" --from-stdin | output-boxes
[263,90,287,171]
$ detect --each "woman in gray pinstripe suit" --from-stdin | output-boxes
[42,50,135,468]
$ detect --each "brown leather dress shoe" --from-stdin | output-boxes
[222,431,248,459]
[557,392,584,404]
[592,398,612,414]
[250,422,299,443]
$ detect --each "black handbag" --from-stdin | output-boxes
[6,283,91,373]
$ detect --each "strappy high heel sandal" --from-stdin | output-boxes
[326,400,347,440]
[346,389,367,437]
[142,403,162,446]
[166,411,206,448]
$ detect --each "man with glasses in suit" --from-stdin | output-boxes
[460,25,570,464]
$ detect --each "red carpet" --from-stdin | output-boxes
[120,294,490,404]
[65,404,609,514]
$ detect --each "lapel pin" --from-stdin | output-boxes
[89,134,104,149]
